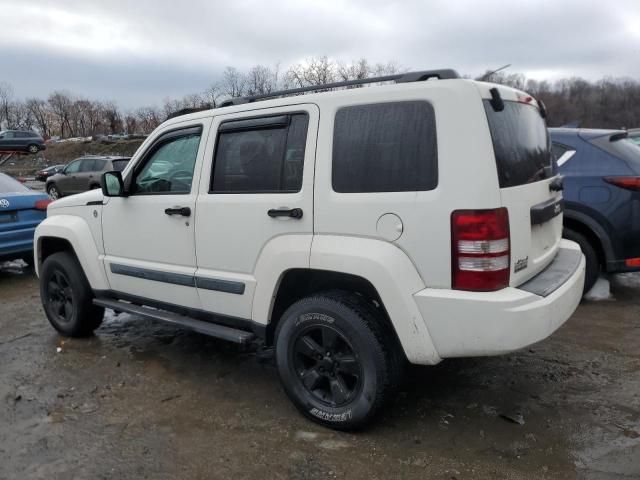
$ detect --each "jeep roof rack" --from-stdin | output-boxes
[219,68,461,108]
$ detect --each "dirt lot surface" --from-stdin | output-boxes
[1,264,639,479]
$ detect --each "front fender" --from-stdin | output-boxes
[35,215,109,291]
[310,235,441,365]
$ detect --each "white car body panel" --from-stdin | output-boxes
[35,213,109,291]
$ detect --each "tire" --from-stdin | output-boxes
[275,290,403,430]
[563,228,599,294]
[47,184,61,200]
[40,251,104,337]
[27,144,39,154]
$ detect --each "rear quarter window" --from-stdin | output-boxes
[332,101,438,193]
[483,100,551,188]
[111,160,129,172]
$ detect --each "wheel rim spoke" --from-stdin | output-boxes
[47,269,73,324]
[295,335,324,359]
[63,300,73,321]
[336,355,359,377]
[301,368,322,390]
[329,377,349,405]
[321,328,338,350]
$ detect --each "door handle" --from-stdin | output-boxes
[165,206,191,217]
[268,207,303,219]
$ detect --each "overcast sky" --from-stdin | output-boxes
[1,0,639,109]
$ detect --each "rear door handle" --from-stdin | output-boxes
[268,207,303,219]
[165,206,191,217]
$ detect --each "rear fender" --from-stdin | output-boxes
[310,235,441,365]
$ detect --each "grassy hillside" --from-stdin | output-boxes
[0,139,145,176]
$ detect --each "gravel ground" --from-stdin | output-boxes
[1,262,639,479]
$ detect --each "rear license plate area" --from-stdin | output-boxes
[0,212,17,224]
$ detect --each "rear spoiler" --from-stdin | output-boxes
[487,87,547,118]
[609,131,628,142]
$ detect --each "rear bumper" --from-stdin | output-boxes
[0,226,37,260]
[414,239,585,358]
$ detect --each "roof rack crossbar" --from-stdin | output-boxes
[219,68,460,107]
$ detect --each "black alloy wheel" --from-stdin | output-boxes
[292,324,363,407]
[46,269,74,325]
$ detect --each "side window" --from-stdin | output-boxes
[64,160,82,174]
[93,159,108,171]
[111,159,129,172]
[133,128,202,194]
[551,142,576,169]
[211,113,309,193]
[79,159,96,172]
[332,101,438,193]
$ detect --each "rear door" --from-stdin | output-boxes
[481,87,562,285]
[194,105,318,320]
[77,159,97,191]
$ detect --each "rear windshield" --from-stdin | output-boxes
[0,173,29,194]
[111,159,129,171]
[589,136,640,173]
[483,100,551,188]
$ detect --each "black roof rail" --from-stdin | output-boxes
[219,68,460,107]
[166,105,213,120]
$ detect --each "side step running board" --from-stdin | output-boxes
[93,298,256,345]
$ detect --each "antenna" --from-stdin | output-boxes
[480,64,511,81]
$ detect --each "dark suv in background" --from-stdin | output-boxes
[46,156,129,199]
[550,128,640,292]
[0,130,46,154]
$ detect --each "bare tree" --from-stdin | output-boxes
[337,58,370,81]
[26,98,51,137]
[221,67,247,98]
[135,106,161,133]
[102,101,123,134]
[0,82,14,129]
[48,91,74,138]
[246,65,278,96]
[203,83,223,108]
[286,55,336,88]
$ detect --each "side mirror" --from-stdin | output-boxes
[101,171,126,197]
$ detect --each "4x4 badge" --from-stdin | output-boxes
[514,257,528,273]
[0,199,9,208]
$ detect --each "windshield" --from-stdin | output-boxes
[0,173,29,194]
[483,100,551,188]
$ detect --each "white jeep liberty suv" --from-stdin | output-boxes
[35,69,585,429]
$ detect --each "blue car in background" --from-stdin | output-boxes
[550,128,640,293]
[0,173,51,265]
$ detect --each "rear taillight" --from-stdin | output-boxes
[626,258,640,268]
[35,199,52,210]
[604,176,640,191]
[451,208,510,291]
